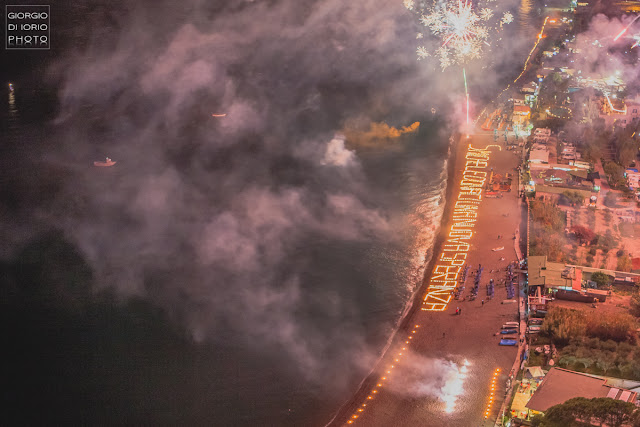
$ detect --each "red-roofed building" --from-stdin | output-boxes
[526,368,638,414]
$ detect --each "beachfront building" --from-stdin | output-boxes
[528,256,578,291]
[528,163,595,205]
[526,256,612,306]
[527,256,640,304]
[515,368,640,421]
[534,185,591,206]
[510,367,639,422]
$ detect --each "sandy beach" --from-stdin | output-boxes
[329,130,525,427]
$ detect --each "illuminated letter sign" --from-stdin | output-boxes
[422,144,494,311]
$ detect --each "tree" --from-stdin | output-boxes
[599,229,618,252]
[617,141,638,168]
[617,254,632,272]
[591,398,636,427]
[563,191,585,206]
[604,162,627,189]
[630,291,640,317]
[604,191,618,208]
[571,225,596,244]
[590,272,612,288]
[537,398,638,427]
[540,397,592,426]
[582,140,602,163]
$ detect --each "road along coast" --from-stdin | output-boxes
[329,130,523,427]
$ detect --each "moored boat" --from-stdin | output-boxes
[94,157,116,167]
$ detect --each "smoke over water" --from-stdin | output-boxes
[0,0,457,425]
[0,0,533,424]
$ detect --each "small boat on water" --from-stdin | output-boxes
[94,157,116,167]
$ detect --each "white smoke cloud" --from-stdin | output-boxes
[322,135,356,166]
[386,353,469,413]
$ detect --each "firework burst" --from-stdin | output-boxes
[408,0,511,69]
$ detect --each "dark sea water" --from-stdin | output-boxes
[0,79,449,426]
[0,1,538,425]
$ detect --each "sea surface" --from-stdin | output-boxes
[1,79,448,426]
[0,1,537,426]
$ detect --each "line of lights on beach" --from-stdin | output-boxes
[422,144,500,311]
[476,16,551,124]
[484,368,501,420]
[345,325,420,424]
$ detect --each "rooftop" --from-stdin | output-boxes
[527,256,576,289]
[526,367,637,413]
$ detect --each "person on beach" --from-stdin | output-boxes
[482,299,484,306]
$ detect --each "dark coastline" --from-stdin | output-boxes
[326,130,461,426]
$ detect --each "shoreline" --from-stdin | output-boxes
[328,130,523,426]
[325,130,462,426]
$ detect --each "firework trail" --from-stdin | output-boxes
[463,68,469,125]
[405,0,512,128]
[613,14,640,42]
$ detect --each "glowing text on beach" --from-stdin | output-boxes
[422,144,495,311]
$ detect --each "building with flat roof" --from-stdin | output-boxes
[528,256,578,291]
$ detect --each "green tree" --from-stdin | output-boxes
[540,397,591,426]
[604,162,627,189]
[590,272,612,288]
[591,397,636,427]
[537,398,638,427]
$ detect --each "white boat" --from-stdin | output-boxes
[94,157,116,167]
[492,247,504,251]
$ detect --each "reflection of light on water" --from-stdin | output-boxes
[519,0,532,34]
[440,359,470,413]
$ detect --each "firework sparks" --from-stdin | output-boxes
[403,0,415,11]
[479,8,493,21]
[501,11,513,25]
[411,0,510,69]
[421,0,485,68]
[416,46,430,59]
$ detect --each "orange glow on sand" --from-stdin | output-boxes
[422,144,499,311]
